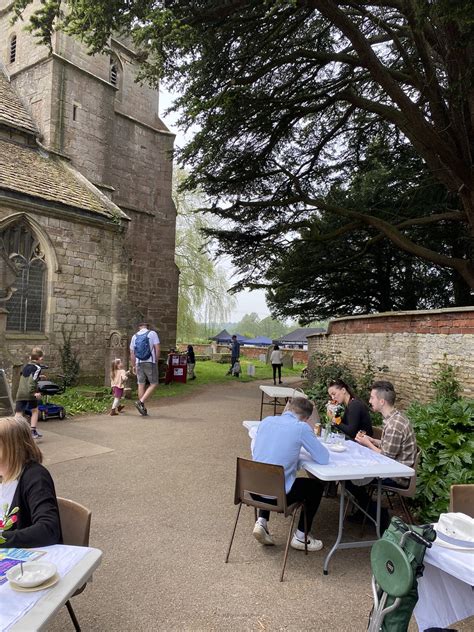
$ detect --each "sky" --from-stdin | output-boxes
[159,87,271,321]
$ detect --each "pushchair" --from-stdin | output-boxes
[368,517,436,632]
[24,369,66,421]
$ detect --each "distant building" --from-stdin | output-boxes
[209,330,248,344]
[277,327,326,350]
[0,0,178,381]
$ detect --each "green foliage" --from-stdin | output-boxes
[431,356,461,403]
[59,327,81,387]
[408,398,474,522]
[54,386,110,416]
[174,168,235,342]
[305,352,357,415]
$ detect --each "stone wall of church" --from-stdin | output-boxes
[1,2,179,363]
[0,205,129,382]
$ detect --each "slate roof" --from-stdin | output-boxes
[0,71,37,135]
[279,327,326,343]
[0,139,128,220]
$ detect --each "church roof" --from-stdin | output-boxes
[0,71,37,135]
[0,139,129,220]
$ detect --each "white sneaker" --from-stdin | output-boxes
[253,522,275,546]
[290,534,323,551]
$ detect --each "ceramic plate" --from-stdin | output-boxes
[6,561,57,588]
[9,573,60,592]
[328,444,347,452]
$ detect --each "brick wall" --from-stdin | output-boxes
[176,343,308,364]
[307,307,474,404]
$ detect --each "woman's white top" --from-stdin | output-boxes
[0,479,19,515]
[270,350,283,364]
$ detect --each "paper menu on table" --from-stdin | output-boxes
[0,549,45,585]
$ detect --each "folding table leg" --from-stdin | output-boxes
[323,480,346,575]
[260,391,264,420]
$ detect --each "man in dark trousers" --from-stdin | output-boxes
[227,334,240,375]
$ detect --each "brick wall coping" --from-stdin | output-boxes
[307,306,474,338]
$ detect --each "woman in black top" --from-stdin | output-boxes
[0,417,62,548]
[327,379,373,439]
[187,345,196,380]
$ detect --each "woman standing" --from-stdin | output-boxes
[327,379,373,439]
[0,417,62,548]
[270,344,283,385]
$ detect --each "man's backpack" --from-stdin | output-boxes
[134,332,152,361]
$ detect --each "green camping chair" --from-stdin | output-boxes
[368,517,436,632]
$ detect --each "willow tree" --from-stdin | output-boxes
[173,170,234,341]
[15,0,474,292]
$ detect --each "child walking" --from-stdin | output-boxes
[110,359,129,416]
[15,347,44,441]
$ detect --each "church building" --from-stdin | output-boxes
[0,0,178,382]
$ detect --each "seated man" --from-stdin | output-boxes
[347,380,417,526]
[252,397,329,551]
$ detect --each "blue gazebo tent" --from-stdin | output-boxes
[243,336,272,346]
[209,330,248,344]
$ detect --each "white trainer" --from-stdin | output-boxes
[290,534,323,551]
[253,522,275,546]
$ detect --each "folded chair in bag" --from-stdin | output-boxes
[368,517,436,632]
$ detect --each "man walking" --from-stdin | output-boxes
[228,334,240,375]
[252,397,329,551]
[130,322,160,416]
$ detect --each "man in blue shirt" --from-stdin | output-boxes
[252,397,329,551]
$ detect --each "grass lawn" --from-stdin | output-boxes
[52,359,306,416]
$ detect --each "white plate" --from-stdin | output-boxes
[328,444,347,453]
[6,561,57,588]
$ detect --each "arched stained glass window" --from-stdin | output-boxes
[0,223,46,332]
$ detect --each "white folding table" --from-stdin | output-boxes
[258,385,307,419]
[243,420,415,574]
[413,539,474,630]
[0,544,102,631]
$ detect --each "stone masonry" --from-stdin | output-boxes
[307,307,474,404]
[0,0,178,382]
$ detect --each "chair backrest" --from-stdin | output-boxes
[372,426,383,440]
[234,457,287,514]
[449,484,474,518]
[400,448,421,497]
[57,497,92,547]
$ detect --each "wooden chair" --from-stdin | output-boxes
[57,497,92,631]
[449,484,474,518]
[225,457,307,582]
[378,449,421,524]
[372,426,383,440]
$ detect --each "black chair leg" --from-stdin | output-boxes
[225,503,242,563]
[65,600,81,632]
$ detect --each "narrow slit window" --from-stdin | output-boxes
[73,104,77,121]
[9,34,17,64]
[110,63,118,87]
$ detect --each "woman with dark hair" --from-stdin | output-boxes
[0,417,62,548]
[187,345,196,380]
[327,379,373,439]
[270,344,283,385]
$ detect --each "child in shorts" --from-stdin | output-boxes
[110,358,129,416]
[15,347,44,441]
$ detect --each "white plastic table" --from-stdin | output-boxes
[243,420,415,574]
[258,385,308,419]
[414,540,474,630]
[0,544,102,631]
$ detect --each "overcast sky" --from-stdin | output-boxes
[159,87,271,321]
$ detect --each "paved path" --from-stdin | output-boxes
[37,378,463,631]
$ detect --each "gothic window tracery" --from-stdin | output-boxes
[0,223,47,332]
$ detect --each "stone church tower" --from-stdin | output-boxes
[0,1,178,382]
